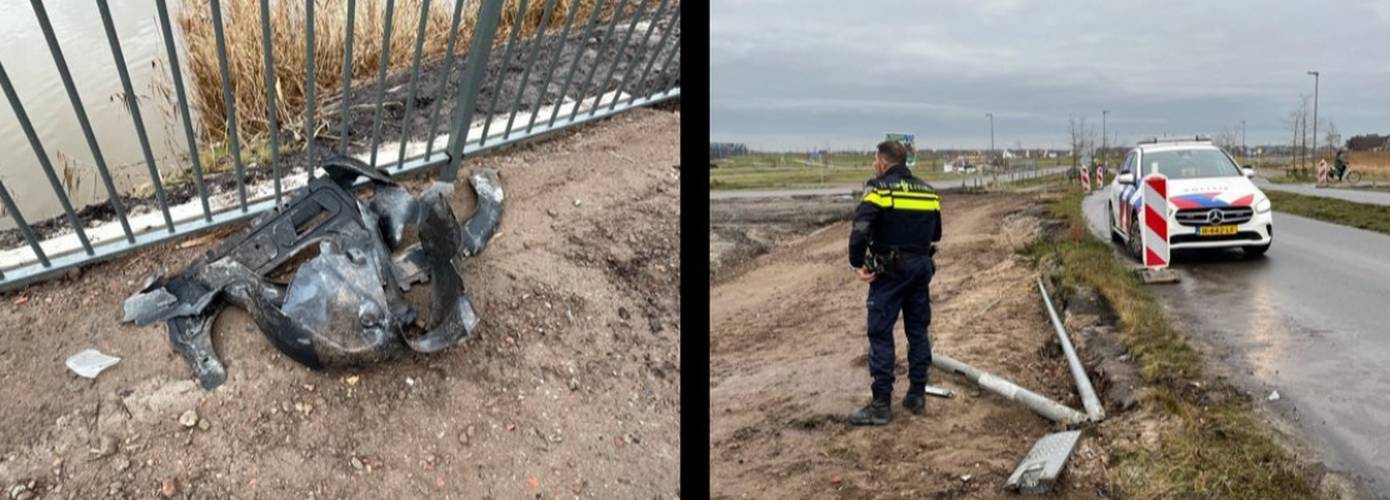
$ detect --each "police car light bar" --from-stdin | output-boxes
[1138,136,1211,145]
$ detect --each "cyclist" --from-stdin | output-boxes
[1334,149,1350,182]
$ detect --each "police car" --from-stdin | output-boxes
[1107,137,1273,259]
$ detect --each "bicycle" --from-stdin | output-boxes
[1330,167,1363,185]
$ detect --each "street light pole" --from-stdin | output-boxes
[1240,119,1246,160]
[986,112,995,165]
[1101,110,1108,168]
[1308,71,1319,163]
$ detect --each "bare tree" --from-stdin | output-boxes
[1324,120,1340,154]
[1287,94,1310,170]
[1068,115,1086,168]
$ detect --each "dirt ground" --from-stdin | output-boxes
[708,195,858,283]
[709,192,1122,499]
[0,107,680,499]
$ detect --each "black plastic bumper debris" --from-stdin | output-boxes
[121,157,503,390]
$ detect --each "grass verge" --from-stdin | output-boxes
[1266,190,1390,235]
[1026,188,1318,498]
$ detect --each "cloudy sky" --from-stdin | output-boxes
[710,0,1390,150]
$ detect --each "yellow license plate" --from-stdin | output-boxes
[1198,225,1238,236]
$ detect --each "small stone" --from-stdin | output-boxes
[91,435,118,458]
[458,431,470,446]
[546,209,559,217]
[160,478,177,497]
[350,457,364,470]
[113,456,131,472]
[406,377,416,387]
[178,409,198,428]
[345,375,360,386]
[572,199,582,207]
[830,475,842,485]
[1268,390,1281,401]
[198,418,211,431]
[568,378,579,391]
[960,474,972,482]
[15,490,34,500]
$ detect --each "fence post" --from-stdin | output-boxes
[442,0,506,182]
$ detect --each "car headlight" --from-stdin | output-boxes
[1255,197,1271,213]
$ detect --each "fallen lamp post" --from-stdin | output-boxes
[1037,277,1105,422]
[932,353,1087,426]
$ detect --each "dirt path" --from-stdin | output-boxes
[710,192,1110,499]
[0,107,680,499]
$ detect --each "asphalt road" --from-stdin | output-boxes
[1253,177,1390,206]
[1082,191,1390,497]
[708,166,1069,200]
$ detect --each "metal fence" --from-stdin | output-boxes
[0,0,681,291]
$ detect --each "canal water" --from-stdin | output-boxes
[0,0,196,230]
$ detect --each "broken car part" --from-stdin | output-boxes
[122,156,503,389]
[1038,277,1105,422]
[1006,430,1082,494]
[921,385,954,399]
[932,353,1088,426]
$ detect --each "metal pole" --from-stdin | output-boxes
[502,0,560,141]
[209,0,248,211]
[590,0,651,117]
[304,0,318,169]
[259,0,283,206]
[422,0,470,161]
[1101,110,1108,169]
[31,0,136,241]
[986,112,994,180]
[337,0,357,158]
[568,0,632,120]
[625,4,679,108]
[155,0,212,222]
[366,0,398,167]
[98,0,175,234]
[395,0,434,170]
[0,60,94,255]
[442,0,506,181]
[1308,71,1319,162]
[933,353,1088,426]
[478,0,532,147]
[0,180,51,268]
[1241,119,1246,159]
[609,0,672,113]
[547,0,610,128]
[523,0,583,135]
[1038,278,1105,421]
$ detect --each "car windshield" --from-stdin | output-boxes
[1142,149,1240,179]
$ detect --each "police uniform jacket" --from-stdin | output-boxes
[848,163,942,269]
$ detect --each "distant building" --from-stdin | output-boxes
[1346,134,1390,152]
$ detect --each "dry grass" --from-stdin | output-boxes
[178,0,627,149]
[1023,188,1318,498]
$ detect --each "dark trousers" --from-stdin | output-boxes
[865,254,934,399]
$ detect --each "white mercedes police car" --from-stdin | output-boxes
[1107,137,1273,259]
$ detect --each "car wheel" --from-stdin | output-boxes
[1127,213,1143,262]
[1108,202,1124,244]
[1243,243,1270,258]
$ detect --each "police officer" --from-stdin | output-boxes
[847,140,942,426]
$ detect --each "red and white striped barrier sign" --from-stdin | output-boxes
[1095,166,1105,186]
[1141,173,1169,269]
[1079,166,1091,192]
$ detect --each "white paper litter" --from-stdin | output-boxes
[66,349,121,379]
[1267,390,1280,401]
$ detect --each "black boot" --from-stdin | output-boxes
[848,395,892,426]
[903,382,927,415]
